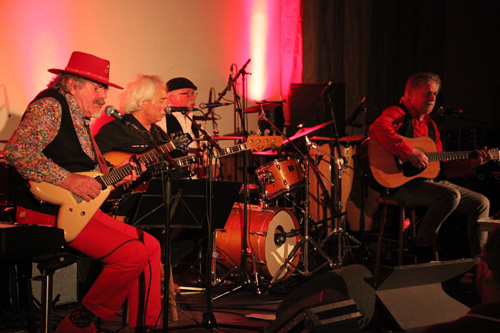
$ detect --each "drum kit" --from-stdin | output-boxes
[213,102,367,287]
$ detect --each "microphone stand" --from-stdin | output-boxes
[117,121,178,331]
[324,87,352,266]
[172,111,257,332]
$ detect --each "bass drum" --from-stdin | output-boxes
[216,203,300,280]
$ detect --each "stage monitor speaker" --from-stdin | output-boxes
[267,290,361,333]
[376,259,475,332]
[289,83,345,138]
[268,265,374,332]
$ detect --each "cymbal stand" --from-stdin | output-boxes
[267,153,334,291]
[260,119,334,290]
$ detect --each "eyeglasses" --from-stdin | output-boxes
[177,91,198,97]
[87,81,108,93]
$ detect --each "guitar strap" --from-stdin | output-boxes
[85,123,110,174]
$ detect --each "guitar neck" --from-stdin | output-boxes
[172,142,249,168]
[426,150,473,162]
[213,143,248,158]
[100,163,141,187]
[136,141,176,166]
[427,148,499,162]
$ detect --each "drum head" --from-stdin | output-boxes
[260,210,299,279]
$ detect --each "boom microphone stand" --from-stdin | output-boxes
[322,85,361,266]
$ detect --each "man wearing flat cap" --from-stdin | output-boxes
[4,51,161,332]
[160,77,219,179]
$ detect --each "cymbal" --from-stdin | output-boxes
[310,136,336,141]
[310,134,366,143]
[243,102,281,114]
[252,150,294,156]
[193,135,244,141]
[283,120,335,143]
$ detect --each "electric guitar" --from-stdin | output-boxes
[368,135,500,189]
[29,134,192,242]
[103,136,284,168]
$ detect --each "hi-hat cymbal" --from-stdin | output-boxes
[244,102,281,114]
[283,120,335,143]
[193,135,244,141]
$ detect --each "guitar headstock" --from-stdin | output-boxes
[247,136,283,152]
[172,133,193,151]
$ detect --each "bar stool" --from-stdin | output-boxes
[373,196,416,287]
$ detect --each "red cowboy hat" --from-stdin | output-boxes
[48,51,123,89]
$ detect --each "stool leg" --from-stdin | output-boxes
[374,203,388,287]
[40,273,53,333]
[398,207,405,266]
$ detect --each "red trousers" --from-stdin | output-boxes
[17,207,162,327]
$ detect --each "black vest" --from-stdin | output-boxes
[15,89,97,215]
[35,89,97,172]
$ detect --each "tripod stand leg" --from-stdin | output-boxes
[168,264,178,321]
[266,238,303,290]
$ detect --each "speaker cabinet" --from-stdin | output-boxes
[289,83,345,137]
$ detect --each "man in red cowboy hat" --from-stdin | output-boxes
[4,51,161,332]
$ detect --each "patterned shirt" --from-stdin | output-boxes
[4,92,96,185]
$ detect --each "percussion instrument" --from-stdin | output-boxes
[243,102,282,114]
[308,135,368,231]
[216,203,300,280]
[283,120,335,143]
[255,158,303,201]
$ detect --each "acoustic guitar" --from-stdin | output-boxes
[368,135,499,189]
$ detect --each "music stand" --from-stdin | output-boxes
[130,179,241,229]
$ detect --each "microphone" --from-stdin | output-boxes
[105,105,123,120]
[164,106,191,114]
[437,106,464,116]
[274,229,300,246]
[319,81,333,97]
[305,135,316,148]
[345,96,366,125]
[105,105,139,131]
[199,102,233,109]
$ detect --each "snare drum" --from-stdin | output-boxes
[216,203,300,280]
[255,158,303,201]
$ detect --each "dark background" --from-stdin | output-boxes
[301,0,500,150]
